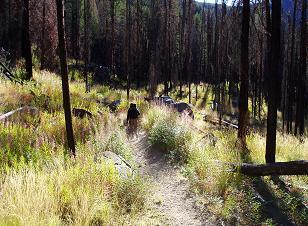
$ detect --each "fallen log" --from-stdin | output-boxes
[203,115,238,129]
[233,161,308,176]
[72,108,93,119]
[0,62,22,84]
[221,119,238,129]
[0,106,39,126]
[0,61,15,80]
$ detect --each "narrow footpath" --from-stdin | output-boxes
[130,132,215,226]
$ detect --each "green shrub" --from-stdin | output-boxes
[142,106,174,131]
[0,124,52,168]
[148,118,192,164]
[102,131,133,161]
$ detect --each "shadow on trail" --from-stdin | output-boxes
[242,152,300,225]
[253,177,296,226]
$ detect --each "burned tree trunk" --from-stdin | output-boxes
[265,0,281,163]
[238,0,250,147]
[287,0,298,133]
[264,0,271,95]
[110,0,115,77]
[22,0,33,80]
[125,0,131,100]
[295,0,306,136]
[40,0,46,70]
[56,0,76,157]
[237,161,308,176]
[83,0,89,92]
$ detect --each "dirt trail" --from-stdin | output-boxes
[130,132,214,226]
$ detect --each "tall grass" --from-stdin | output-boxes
[186,126,308,225]
[0,71,150,225]
[144,106,195,164]
[0,157,148,225]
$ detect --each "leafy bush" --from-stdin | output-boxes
[102,131,133,161]
[0,123,52,169]
[142,106,174,131]
[148,115,192,164]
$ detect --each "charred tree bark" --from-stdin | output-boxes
[296,0,306,136]
[238,0,250,147]
[206,9,212,82]
[187,0,193,104]
[83,0,89,92]
[110,0,115,77]
[287,0,298,133]
[264,0,271,96]
[22,0,33,80]
[136,0,142,89]
[56,0,76,157]
[125,0,131,100]
[179,0,187,98]
[40,0,46,70]
[236,161,308,176]
[266,0,281,163]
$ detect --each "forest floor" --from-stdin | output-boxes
[130,132,217,226]
[0,71,307,225]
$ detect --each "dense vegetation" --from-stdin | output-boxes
[0,70,307,224]
[0,0,307,225]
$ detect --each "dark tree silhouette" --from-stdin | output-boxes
[83,0,89,92]
[22,0,33,80]
[40,0,46,70]
[56,0,76,157]
[296,0,306,136]
[266,0,281,163]
[238,0,250,147]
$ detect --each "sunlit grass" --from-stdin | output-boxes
[0,70,150,225]
[0,69,307,225]
[0,156,148,225]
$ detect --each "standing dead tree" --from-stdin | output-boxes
[238,0,250,148]
[56,0,76,157]
[265,0,281,163]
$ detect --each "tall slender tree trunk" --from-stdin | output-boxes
[163,0,169,95]
[187,0,193,104]
[207,9,212,82]
[56,0,76,157]
[136,0,142,89]
[296,0,306,136]
[167,0,173,92]
[84,0,89,92]
[22,0,33,80]
[238,0,250,147]
[125,0,131,100]
[179,0,186,98]
[264,0,271,97]
[40,0,46,70]
[110,0,115,77]
[266,0,281,163]
[287,0,298,133]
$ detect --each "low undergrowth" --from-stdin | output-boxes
[143,105,308,225]
[0,116,149,225]
[185,130,265,225]
[1,69,307,225]
[0,71,150,225]
[187,129,308,225]
[144,106,195,164]
[0,156,148,225]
